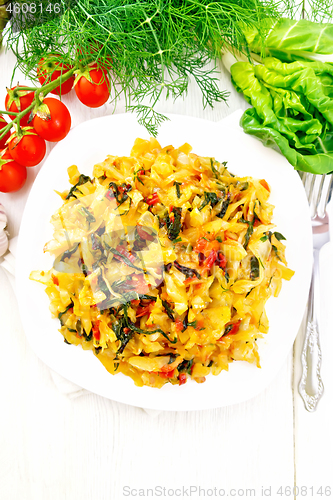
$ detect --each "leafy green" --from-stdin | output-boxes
[177,359,194,374]
[240,218,254,249]
[174,182,181,199]
[216,193,230,219]
[250,256,260,279]
[58,301,74,322]
[242,17,333,63]
[166,207,182,241]
[199,192,219,211]
[66,175,91,200]
[231,57,333,174]
[173,261,201,279]
[274,232,286,241]
[161,300,175,321]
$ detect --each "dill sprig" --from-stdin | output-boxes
[3,0,331,134]
[3,0,282,135]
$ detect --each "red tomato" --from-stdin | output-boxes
[0,115,11,149]
[5,87,34,127]
[9,128,46,167]
[0,149,27,193]
[74,67,110,108]
[33,98,71,142]
[37,55,74,95]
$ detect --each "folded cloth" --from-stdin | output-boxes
[0,237,160,416]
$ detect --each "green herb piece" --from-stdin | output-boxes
[110,247,146,273]
[173,261,201,279]
[162,300,175,321]
[240,218,254,250]
[83,329,93,342]
[216,193,230,219]
[58,302,74,321]
[260,234,269,242]
[199,192,219,211]
[210,158,219,179]
[177,359,194,374]
[60,243,79,262]
[168,354,178,364]
[66,327,77,333]
[66,175,91,200]
[272,244,280,260]
[223,324,234,336]
[166,207,182,241]
[139,294,157,301]
[108,182,132,206]
[273,232,286,241]
[174,181,181,198]
[250,256,260,279]
[216,236,222,243]
[78,206,96,224]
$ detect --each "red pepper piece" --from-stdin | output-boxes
[115,245,136,263]
[145,192,159,205]
[179,373,187,385]
[159,369,175,379]
[137,225,155,241]
[105,189,114,201]
[175,318,184,332]
[136,303,153,318]
[92,321,101,341]
[51,274,59,286]
[202,249,217,272]
[216,251,227,269]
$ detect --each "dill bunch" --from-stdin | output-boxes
[4,0,283,134]
[4,0,332,134]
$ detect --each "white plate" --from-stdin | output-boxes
[16,111,312,411]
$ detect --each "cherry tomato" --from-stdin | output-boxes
[37,54,74,95]
[0,149,27,193]
[5,87,34,127]
[74,67,110,108]
[0,115,11,149]
[9,128,46,167]
[33,98,71,142]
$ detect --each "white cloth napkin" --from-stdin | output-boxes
[0,239,159,415]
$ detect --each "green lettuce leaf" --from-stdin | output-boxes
[231,58,333,174]
[242,18,333,63]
